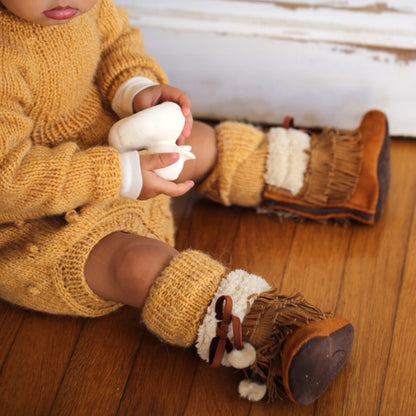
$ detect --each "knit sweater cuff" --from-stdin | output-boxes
[111,76,158,118]
[80,147,123,202]
[119,151,143,199]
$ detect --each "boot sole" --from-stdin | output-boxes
[281,318,354,405]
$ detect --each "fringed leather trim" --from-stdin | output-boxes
[300,128,363,205]
[241,290,329,401]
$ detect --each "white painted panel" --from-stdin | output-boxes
[140,28,416,135]
[118,0,416,49]
[115,0,416,136]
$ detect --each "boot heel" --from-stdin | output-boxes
[282,318,354,405]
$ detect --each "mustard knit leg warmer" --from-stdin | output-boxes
[142,249,226,347]
[198,122,268,207]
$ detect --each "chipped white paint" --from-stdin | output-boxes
[259,0,416,12]
[115,0,416,136]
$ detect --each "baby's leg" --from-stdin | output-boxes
[177,121,218,184]
[196,111,390,224]
[84,232,178,308]
[85,233,354,405]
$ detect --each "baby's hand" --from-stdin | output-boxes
[138,153,194,200]
[133,85,193,143]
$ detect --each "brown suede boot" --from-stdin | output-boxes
[240,291,354,404]
[262,110,390,225]
[198,110,390,225]
[142,251,354,404]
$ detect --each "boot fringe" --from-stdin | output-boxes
[242,290,329,401]
[301,128,362,206]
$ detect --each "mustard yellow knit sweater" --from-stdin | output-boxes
[0,0,175,317]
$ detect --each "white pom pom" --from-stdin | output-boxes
[227,343,256,369]
[238,379,267,402]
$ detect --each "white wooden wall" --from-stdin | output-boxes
[115,0,416,136]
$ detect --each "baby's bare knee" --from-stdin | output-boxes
[86,233,178,307]
[117,240,176,281]
[113,238,178,307]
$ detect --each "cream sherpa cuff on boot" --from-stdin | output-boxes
[196,270,271,366]
[265,127,311,195]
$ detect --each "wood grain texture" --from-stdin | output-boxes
[379,207,416,415]
[0,139,415,416]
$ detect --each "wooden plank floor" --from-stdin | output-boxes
[0,138,415,416]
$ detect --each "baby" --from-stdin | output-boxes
[0,0,390,404]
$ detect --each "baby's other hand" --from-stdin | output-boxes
[133,85,193,144]
[138,153,194,200]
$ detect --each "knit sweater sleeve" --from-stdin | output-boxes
[0,65,123,223]
[95,0,169,106]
